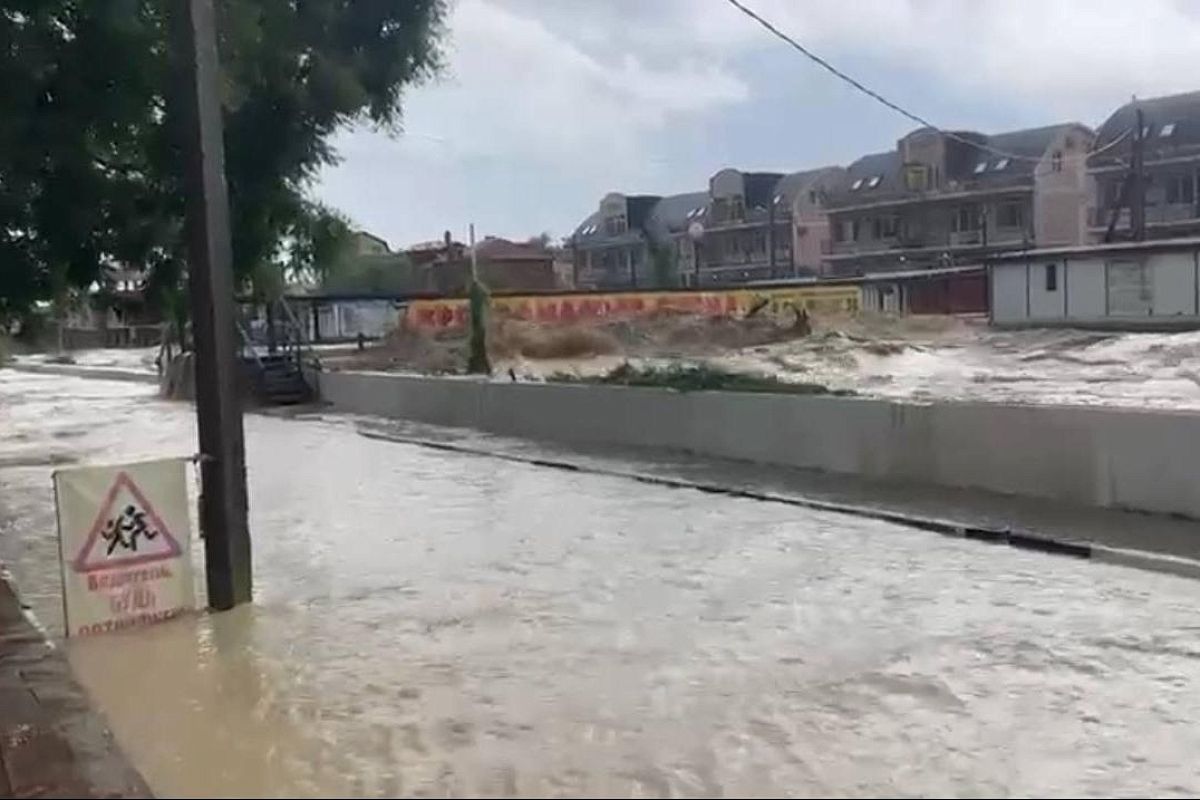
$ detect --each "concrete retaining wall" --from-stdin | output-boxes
[6,363,158,384]
[318,370,1200,519]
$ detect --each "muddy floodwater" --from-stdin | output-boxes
[3,370,1200,797]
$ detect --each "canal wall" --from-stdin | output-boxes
[316,370,1200,520]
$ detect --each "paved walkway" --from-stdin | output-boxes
[0,579,148,798]
[350,416,1200,576]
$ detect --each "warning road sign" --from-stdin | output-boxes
[54,458,195,637]
[72,471,184,573]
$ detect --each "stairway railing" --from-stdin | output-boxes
[273,297,321,370]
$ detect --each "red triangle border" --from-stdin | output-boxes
[72,471,184,573]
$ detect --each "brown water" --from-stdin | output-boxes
[3,369,1200,797]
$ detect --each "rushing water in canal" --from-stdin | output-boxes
[3,370,1200,797]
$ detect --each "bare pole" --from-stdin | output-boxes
[1131,107,1146,242]
[469,223,478,280]
[173,0,252,610]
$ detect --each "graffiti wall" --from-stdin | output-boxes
[405,285,861,332]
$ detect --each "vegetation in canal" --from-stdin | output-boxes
[550,362,854,396]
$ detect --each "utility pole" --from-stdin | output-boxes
[469,223,478,281]
[1131,107,1147,241]
[173,0,252,610]
[767,199,777,277]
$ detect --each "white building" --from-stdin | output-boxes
[988,238,1200,328]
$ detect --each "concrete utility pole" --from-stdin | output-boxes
[173,0,252,610]
[1131,107,1147,242]
[767,199,777,276]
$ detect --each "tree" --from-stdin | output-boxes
[0,0,446,321]
[648,240,680,289]
[320,251,421,296]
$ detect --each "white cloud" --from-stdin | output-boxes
[674,0,1200,118]
[316,0,1200,247]
[402,0,748,164]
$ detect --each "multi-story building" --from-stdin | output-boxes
[783,167,846,276]
[571,168,844,290]
[644,190,709,286]
[1089,90,1200,242]
[570,192,664,289]
[821,123,1093,276]
[682,167,841,286]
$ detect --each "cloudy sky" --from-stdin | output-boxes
[314,0,1200,249]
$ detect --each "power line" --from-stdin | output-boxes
[721,0,1128,166]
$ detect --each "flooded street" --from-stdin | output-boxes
[3,370,1200,796]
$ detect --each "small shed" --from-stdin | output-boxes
[857,266,988,315]
[987,239,1200,328]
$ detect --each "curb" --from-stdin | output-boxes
[5,363,159,385]
[357,427,1200,581]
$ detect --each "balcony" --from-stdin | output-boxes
[827,237,900,256]
[1090,203,1200,230]
[823,228,1031,260]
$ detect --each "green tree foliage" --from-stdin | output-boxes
[466,274,491,375]
[320,251,420,296]
[0,0,445,321]
[648,240,680,289]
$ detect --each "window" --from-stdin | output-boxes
[1161,122,1177,138]
[1106,180,1124,208]
[954,205,979,232]
[873,216,898,239]
[904,164,930,191]
[731,196,746,221]
[992,158,1010,171]
[836,219,857,242]
[867,175,882,189]
[1044,263,1058,292]
[973,161,988,174]
[808,190,817,204]
[773,193,784,205]
[851,178,865,191]
[1165,174,1195,206]
[1141,124,1153,139]
[997,202,1024,229]
[1051,150,1063,172]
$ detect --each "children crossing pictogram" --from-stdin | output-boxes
[72,471,184,573]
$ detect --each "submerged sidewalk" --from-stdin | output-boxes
[350,415,1200,578]
[0,578,148,798]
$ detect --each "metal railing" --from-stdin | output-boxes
[1089,203,1200,228]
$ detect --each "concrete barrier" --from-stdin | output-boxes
[5,362,158,384]
[318,370,1200,519]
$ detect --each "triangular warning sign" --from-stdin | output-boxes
[72,471,184,573]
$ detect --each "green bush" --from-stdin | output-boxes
[551,362,853,396]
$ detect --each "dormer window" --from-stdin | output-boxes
[851,178,864,191]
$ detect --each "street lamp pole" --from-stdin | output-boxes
[173,0,253,610]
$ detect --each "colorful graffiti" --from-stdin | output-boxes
[405,285,861,332]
